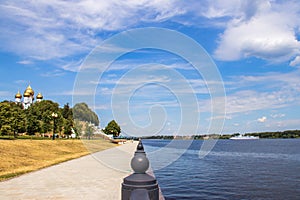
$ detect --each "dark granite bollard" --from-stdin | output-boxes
[121,140,159,200]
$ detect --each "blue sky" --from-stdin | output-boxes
[0,0,300,136]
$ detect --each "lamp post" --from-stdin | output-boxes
[51,112,58,140]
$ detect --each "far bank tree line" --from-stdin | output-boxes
[0,100,121,138]
[215,130,300,139]
[143,130,300,140]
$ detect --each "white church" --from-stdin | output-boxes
[15,85,43,109]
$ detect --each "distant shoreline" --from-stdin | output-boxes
[141,129,300,140]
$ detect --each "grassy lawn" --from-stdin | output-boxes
[0,139,117,181]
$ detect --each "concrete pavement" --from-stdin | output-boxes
[0,141,138,200]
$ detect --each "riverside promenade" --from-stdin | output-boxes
[0,141,138,200]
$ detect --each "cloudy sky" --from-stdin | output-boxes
[1,0,300,135]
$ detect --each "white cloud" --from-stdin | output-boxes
[212,1,300,62]
[1,0,300,67]
[61,59,84,72]
[261,118,300,130]
[0,0,183,62]
[17,60,33,65]
[52,90,94,96]
[14,80,28,85]
[200,0,239,18]
[226,66,300,91]
[270,113,285,118]
[40,69,65,77]
[1,0,300,86]
[278,119,300,128]
[290,56,300,67]
[257,116,267,123]
[224,90,293,114]
[197,68,300,115]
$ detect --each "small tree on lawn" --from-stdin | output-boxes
[103,120,121,137]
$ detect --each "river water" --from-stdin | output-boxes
[143,139,300,200]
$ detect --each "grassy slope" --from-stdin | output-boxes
[0,139,117,181]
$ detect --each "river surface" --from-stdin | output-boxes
[143,139,300,200]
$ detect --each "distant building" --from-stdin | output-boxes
[15,84,43,109]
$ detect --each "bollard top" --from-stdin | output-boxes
[131,140,149,173]
[137,140,144,151]
[131,153,149,173]
[135,140,146,156]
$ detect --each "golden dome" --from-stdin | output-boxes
[15,91,22,98]
[24,85,34,96]
[36,93,43,99]
[23,92,30,97]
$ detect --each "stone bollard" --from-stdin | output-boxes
[122,140,159,200]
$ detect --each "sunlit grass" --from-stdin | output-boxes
[0,139,117,181]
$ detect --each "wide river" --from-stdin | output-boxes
[143,139,300,200]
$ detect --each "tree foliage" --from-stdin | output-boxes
[245,130,300,138]
[73,103,99,126]
[0,101,25,137]
[25,100,62,135]
[103,120,121,137]
[0,100,74,137]
[61,103,73,136]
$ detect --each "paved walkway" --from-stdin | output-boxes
[0,141,138,200]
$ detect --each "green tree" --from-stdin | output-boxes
[0,101,25,137]
[41,112,52,134]
[62,103,72,119]
[60,103,74,137]
[103,120,121,137]
[26,115,40,135]
[0,102,13,135]
[0,100,100,138]
[63,118,73,136]
[0,125,11,135]
[11,104,26,138]
[26,100,63,136]
[73,103,99,126]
